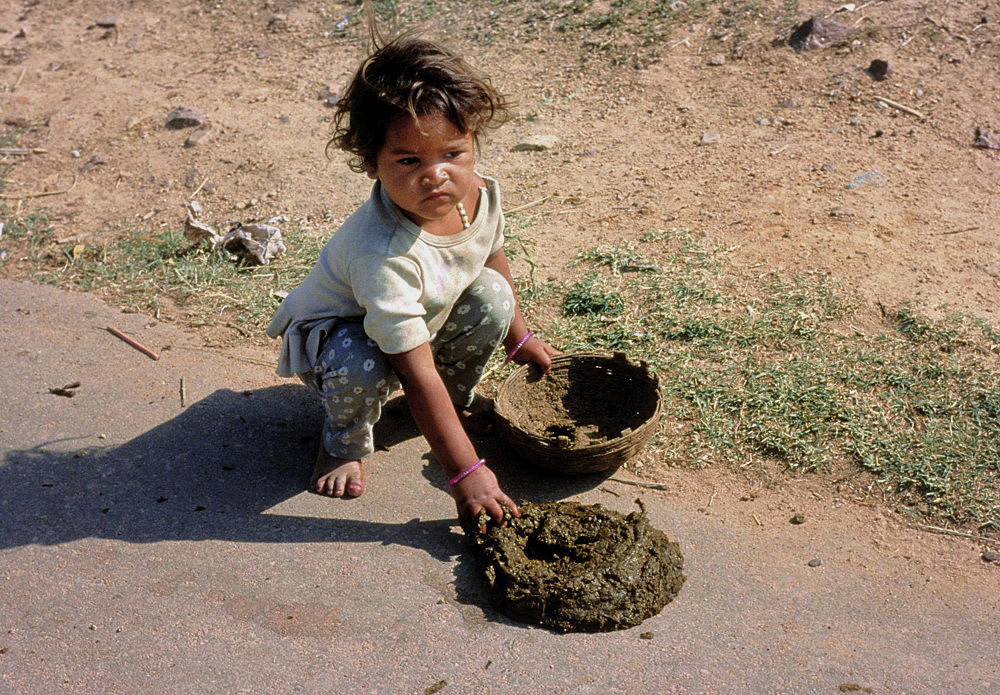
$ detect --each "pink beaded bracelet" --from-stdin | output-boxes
[447,458,486,487]
[504,331,535,363]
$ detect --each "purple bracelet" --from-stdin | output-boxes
[504,331,535,363]
[447,459,486,487]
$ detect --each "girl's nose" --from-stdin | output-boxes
[422,165,448,186]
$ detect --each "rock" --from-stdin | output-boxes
[983,550,999,563]
[700,132,721,145]
[830,206,855,217]
[184,168,202,188]
[866,59,892,81]
[789,16,851,53]
[318,85,342,108]
[95,14,119,28]
[973,126,1000,150]
[79,155,107,173]
[511,135,558,152]
[267,14,288,32]
[706,54,726,66]
[790,513,806,525]
[807,558,822,567]
[184,125,212,148]
[165,106,207,130]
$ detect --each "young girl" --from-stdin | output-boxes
[267,31,558,526]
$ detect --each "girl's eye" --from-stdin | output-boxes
[398,157,419,165]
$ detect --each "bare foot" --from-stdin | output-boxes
[459,395,495,436]
[311,447,364,498]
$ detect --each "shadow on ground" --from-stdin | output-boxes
[1,385,613,563]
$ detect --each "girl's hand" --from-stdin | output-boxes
[509,335,560,374]
[451,463,520,527]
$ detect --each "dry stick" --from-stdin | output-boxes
[0,175,78,200]
[504,194,552,215]
[875,96,925,120]
[188,176,210,200]
[935,225,979,236]
[179,378,187,407]
[11,68,26,92]
[107,326,160,361]
[0,147,47,156]
[916,524,995,544]
[608,476,671,491]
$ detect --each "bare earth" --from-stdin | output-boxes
[1,0,998,685]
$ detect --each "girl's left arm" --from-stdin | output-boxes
[484,248,560,372]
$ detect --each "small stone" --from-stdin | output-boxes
[973,126,1000,150]
[790,513,806,525]
[807,558,822,567]
[79,155,108,173]
[789,16,851,53]
[866,59,892,81]
[165,106,207,130]
[95,14,119,28]
[318,85,342,108]
[639,631,654,640]
[983,550,999,563]
[830,206,855,218]
[511,135,559,152]
[706,54,726,66]
[774,99,800,109]
[820,162,835,172]
[267,14,288,32]
[700,132,721,145]
[184,168,202,188]
[184,125,212,148]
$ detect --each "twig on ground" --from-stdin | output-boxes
[608,476,671,491]
[0,175,78,200]
[935,225,979,236]
[875,96,925,120]
[505,195,552,215]
[0,147,47,156]
[188,177,209,200]
[107,326,160,361]
[11,68,26,92]
[916,524,995,543]
[180,377,187,407]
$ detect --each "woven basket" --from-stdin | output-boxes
[495,352,661,474]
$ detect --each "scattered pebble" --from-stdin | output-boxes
[79,155,107,173]
[267,14,288,32]
[184,126,212,148]
[807,558,822,567]
[94,14,119,28]
[639,631,654,640]
[866,59,892,81]
[165,106,207,130]
[700,132,721,145]
[706,54,726,66]
[512,135,559,152]
[830,206,855,217]
[318,85,342,108]
[973,126,1000,150]
[790,513,806,525]
[789,16,851,53]
[983,550,999,563]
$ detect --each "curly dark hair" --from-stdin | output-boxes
[328,34,511,175]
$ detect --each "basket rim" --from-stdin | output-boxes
[494,351,662,457]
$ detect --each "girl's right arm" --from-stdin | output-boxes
[387,343,519,525]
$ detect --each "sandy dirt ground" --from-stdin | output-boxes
[1,1,999,687]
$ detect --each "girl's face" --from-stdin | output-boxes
[373,111,476,233]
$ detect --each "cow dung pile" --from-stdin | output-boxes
[468,500,685,633]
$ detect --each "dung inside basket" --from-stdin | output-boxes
[495,352,661,474]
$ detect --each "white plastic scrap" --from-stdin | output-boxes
[220,222,286,265]
[183,201,286,265]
